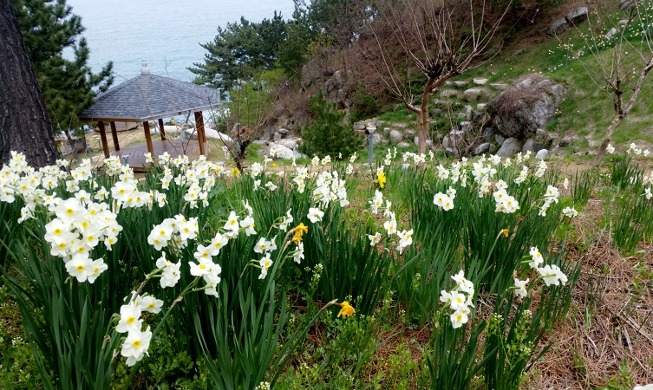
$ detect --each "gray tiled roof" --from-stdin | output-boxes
[79,73,221,121]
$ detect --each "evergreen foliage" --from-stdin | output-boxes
[301,95,362,158]
[189,13,287,90]
[13,0,113,133]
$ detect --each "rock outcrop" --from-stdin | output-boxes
[486,74,565,139]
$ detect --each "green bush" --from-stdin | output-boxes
[301,95,362,158]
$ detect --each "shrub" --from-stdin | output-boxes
[301,95,362,158]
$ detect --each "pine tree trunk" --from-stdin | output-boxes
[0,0,58,168]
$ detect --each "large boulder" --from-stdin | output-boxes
[496,138,523,157]
[486,74,565,139]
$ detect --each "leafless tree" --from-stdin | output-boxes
[364,0,509,154]
[574,2,653,164]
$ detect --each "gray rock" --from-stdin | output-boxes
[605,28,619,40]
[277,128,290,135]
[463,88,489,101]
[268,143,295,160]
[522,138,545,153]
[440,89,460,98]
[473,142,492,156]
[496,138,523,157]
[489,83,509,91]
[252,140,268,146]
[442,130,466,150]
[465,105,473,118]
[404,129,416,139]
[566,7,589,25]
[486,74,566,139]
[273,132,283,141]
[301,61,322,88]
[372,133,387,145]
[619,19,630,26]
[620,0,639,10]
[276,138,300,150]
[534,128,553,147]
[454,80,468,88]
[477,103,487,111]
[389,129,404,143]
[397,142,411,148]
[460,121,472,133]
[430,108,443,116]
[414,136,434,147]
[548,18,569,36]
[354,122,367,131]
[473,78,489,86]
[535,149,549,160]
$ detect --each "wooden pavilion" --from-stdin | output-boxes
[79,61,221,169]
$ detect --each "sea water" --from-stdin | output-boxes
[66,0,296,83]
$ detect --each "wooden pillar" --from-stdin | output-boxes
[194,111,206,156]
[109,121,120,151]
[143,121,154,157]
[98,121,110,158]
[158,118,167,141]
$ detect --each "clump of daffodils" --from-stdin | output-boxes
[115,292,163,366]
[440,270,475,329]
[538,185,560,217]
[512,246,568,298]
[313,170,349,207]
[43,196,122,283]
[433,188,456,211]
[493,183,520,214]
[627,142,650,157]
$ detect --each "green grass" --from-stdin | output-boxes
[377,106,416,123]
[439,10,653,148]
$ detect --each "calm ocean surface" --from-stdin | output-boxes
[66,0,296,83]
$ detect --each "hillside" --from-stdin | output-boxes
[268,0,653,159]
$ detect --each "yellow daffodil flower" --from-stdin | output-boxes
[292,223,309,244]
[337,301,355,318]
[377,172,387,189]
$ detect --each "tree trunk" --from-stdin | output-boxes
[593,115,622,165]
[417,78,435,155]
[593,57,653,166]
[0,0,58,168]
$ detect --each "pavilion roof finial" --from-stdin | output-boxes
[140,59,150,75]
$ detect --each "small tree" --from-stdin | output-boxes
[365,0,509,154]
[571,2,653,163]
[301,95,362,158]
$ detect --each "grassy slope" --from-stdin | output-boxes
[456,7,653,149]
